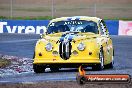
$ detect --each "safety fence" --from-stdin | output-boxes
[0,20,132,35]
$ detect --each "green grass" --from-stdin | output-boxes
[0,16,53,20]
[0,16,132,20]
[0,58,11,68]
[103,17,132,20]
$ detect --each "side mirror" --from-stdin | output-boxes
[40,32,47,39]
[107,32,109,35]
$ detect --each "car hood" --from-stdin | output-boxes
[42,32,100,43]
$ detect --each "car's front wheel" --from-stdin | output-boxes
[106,56,114,69]
[93,47,104,70]
[33,64,46,73]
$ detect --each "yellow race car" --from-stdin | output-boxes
[33,16,114,73]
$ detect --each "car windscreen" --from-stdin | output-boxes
[47,20,98,34]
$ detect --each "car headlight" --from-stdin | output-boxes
[77,42,85,51]
[45,42,53,51]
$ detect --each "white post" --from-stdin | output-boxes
[10,0,13,19]
[51,0,54,18]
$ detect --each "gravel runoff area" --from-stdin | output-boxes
[0,54,132,88]
[0,54,33,77]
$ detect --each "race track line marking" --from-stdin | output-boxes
[0,39,38,43]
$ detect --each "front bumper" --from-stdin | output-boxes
[33,57,101,68]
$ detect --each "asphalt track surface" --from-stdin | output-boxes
[0,34,132,83]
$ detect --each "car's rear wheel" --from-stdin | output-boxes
[93,47,104,70]
[106,56,114,68]
[50,66,59,72]
[33,64,45,73]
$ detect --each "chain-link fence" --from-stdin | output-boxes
[0,0,132,19]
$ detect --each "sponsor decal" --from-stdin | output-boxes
[76,66,131,85]
[0,20,49,34]
[119,21,132,35]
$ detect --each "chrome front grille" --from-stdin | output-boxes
[59,41,72,60]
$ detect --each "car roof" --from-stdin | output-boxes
[50,16,102,24]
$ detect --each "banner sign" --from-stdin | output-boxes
[0,20,49,34]
[104,20,119,35]
[0,20,119,35]
[119,21,132,35]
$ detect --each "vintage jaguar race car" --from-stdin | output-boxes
[33,16,114,73]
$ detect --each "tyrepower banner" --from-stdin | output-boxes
[119,21,132,35]
[105,20,119,35]
[0,20,49,34]
[0,20,119,35]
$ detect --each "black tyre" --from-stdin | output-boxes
[106,56,114,69]
[93,47,104,70]
[33,64,45,73]
[33,51,35,59]
[50,66,59,72]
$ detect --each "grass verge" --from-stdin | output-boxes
[0,58,11,68]
[0,16,53,20]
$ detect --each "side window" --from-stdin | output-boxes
[99,20,108,35]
